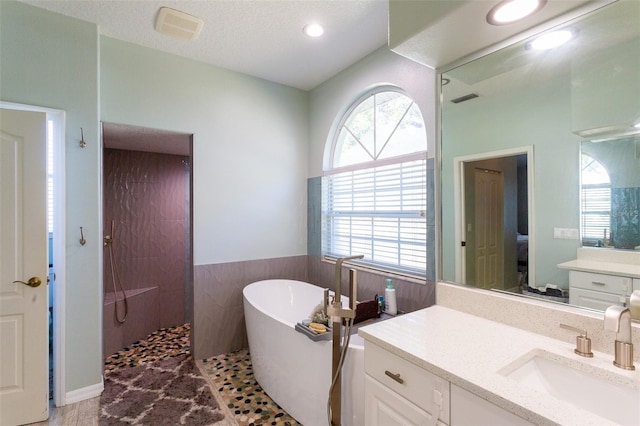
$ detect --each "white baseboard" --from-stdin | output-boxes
[64,378,104,405]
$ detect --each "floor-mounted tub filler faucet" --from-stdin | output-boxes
[326,255,364,426]
[604,305,635,370]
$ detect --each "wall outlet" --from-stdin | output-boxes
[553,227,579,240]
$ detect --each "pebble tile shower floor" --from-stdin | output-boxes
[104,323,300,426]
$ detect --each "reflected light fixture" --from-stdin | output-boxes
[303,23,324,37]
[527,28,577,50]
[487,0,547,25]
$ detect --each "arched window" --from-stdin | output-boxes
[580,153,611,244]
[322,88,427,276]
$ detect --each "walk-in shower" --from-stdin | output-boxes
[101,123,192,360]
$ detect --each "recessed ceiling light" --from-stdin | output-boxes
[527,28,577,50]
[487,0,547,26]
[303,23,324,38]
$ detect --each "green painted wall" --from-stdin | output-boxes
[0,1,102,392]
[100,37,309,266]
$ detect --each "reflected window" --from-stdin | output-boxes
[580,153,611,244]
[322,88,428,276]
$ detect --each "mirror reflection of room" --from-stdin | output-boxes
[462,154,528,294]
[581,136,640,250]
[440,0,640,313]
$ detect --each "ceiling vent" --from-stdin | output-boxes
[451,93,479,104]
[155,7,204,41]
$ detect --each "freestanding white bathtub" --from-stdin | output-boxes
[243,279,365,426]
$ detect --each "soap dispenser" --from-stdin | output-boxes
[384,278,397,315]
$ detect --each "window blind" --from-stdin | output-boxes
[581,183,610,241]
[322,159,427,276]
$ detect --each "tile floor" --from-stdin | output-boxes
[33,323,300,425]
[201,349,301,426]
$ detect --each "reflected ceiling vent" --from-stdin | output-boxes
[451,93,479,104]
[155,7,204,41]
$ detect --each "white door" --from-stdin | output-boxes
[0,108,49,425]
[473,168,504,289]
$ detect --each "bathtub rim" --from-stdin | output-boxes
[243,278,365,348]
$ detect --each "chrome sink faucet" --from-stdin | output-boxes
[604,305,635,370]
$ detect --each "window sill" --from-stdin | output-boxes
[321,257,427,285]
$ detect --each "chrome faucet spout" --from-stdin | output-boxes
[604,305,632,343]
[604,305,635,370]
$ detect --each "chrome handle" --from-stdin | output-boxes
[592,281,606,286]
[384,370,404,384]
[12,277,42,288]
[559,323,586,336]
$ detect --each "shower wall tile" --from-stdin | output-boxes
[103,287,159,358]
[103,149,189,340]
[193,255,308,359]
[159,288,185,329]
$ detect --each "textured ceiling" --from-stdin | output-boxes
[20,0,389,91]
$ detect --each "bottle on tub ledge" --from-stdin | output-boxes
[384,278,397,315]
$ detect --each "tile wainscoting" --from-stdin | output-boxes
[193,256,308,359]
[193,255,436,359]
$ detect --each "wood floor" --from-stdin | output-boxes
[29,397,100,426]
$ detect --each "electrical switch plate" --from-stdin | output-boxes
[553,227,580,240]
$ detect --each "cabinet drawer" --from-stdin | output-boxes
[569,271,632,295]
[365,342,450,424]
[569,287,626,311]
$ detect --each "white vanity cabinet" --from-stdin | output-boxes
[568,270,632,311]
[364,342,450,426]
[363,341,536,426]
[559,247,640,310]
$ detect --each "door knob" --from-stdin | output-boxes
[12,277,42,288]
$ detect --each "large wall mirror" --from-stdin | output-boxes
[440,0,640,313]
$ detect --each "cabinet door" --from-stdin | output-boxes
[365,376,438,426]
[451,384,533,426]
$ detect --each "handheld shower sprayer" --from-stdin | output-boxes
[105,220,128,323]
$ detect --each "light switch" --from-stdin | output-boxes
[553,227,580,240]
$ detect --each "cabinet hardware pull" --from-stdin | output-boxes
[384,370,404,384]
[592,281,606,286]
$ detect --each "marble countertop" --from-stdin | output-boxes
[357,305,640,426]
[557,259,640,278]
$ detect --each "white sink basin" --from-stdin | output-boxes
[501,350,640,425]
